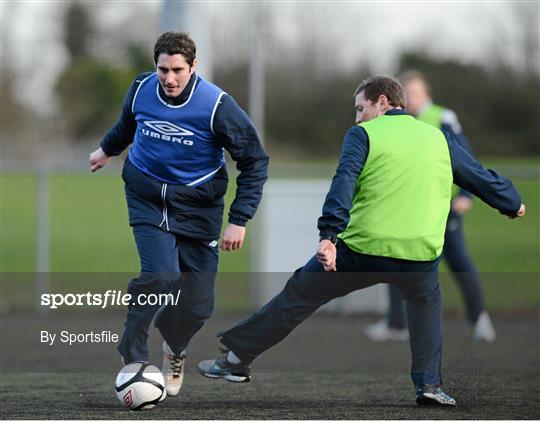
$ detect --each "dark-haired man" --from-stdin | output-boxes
[198,75,525,406]
[89,31,268,397]
[365,71,496,343]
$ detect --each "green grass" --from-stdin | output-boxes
[438,178,539,313]
[461,179,539,272]
[1,174,37,271]
[1,171,251,311]
[1,172,247,273]
[49,173,137,272]
[1,160,538,311]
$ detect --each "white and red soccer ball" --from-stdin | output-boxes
[115,362,166,410]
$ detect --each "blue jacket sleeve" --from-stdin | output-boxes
[317,126,369,238]
[444,130,522,216]
[100,72,151,156]
[213,95,269,226]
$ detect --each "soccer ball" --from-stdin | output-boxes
[115,362,166,410]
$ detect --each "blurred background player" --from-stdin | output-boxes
[89,32,268,397]
[365,70,496,343]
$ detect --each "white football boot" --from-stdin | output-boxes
[473,311,497,343]
[162,341,186,396]
[364,319,409,342]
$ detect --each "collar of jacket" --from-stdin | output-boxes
[384,108,409,116]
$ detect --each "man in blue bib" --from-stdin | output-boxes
[89,32,268,397]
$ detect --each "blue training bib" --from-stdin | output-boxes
[129,73,226,186]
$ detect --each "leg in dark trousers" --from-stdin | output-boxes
[118,224,180,363]
[387,283,407,329]
[155,236,218,356]
[220,241,395,363]
[444,211,485,323]
[395,257,443,387]
[219,240,444,388]
[383,211,485,330]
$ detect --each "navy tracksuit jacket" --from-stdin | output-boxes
[101,72,269,239]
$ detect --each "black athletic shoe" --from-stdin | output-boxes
[416,384,456,406]
[198,349,251,383]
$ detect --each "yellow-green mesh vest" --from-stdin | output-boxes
[338,114,453,261]
[418,103,460,197]
[417,103,444,128]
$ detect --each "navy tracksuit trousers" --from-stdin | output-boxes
[118,224,218,363]
[220,240,444,387]
[387,211,485,329]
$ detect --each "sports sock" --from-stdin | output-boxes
[226,350,242,364]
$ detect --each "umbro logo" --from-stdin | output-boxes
[144,121,194,136]
[123,390,133,407]
[142,120,194,146]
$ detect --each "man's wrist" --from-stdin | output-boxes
[99,142,114,157]
[228,216,247,227]
[319,234,337,244]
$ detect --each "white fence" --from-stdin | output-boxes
[250,180,388,314]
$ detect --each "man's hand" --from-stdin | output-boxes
[220,223,246,251]
[452,195,473,215]
[89,147,112,172]
[316,240,337,272]
[509,203,526,219]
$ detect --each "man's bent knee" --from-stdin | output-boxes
[178,302,215,323]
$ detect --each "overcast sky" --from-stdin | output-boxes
[2,1,537,115]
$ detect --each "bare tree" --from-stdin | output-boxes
[513,2,540,79]
[64,2,94,60]
[487,1,539,81]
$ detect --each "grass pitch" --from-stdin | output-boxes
[1,312,539,419]
[2,160,539,313]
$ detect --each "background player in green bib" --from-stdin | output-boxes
[365,71,497,343]
[197,75,525,406]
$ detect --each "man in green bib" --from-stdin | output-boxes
[198,75,525,406]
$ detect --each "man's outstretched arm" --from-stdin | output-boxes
[444,130,525,218]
